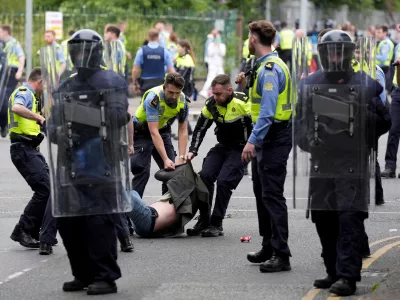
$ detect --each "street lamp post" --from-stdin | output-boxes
[25,0,33,75]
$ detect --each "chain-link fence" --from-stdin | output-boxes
[0,8,244,77]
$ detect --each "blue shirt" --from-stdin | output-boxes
[248,52,287,145]
[14,83,35,109]
[376,37,392,65]
[375,65,386,103]
[274,33,280,45]
[51,42,66,64]
[134,42,173,71]
[133,91,189,125]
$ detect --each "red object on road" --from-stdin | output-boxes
[240,236,251,242]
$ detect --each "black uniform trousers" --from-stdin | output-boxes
[130,132,176,197]
[199,144,246,222]
[58,215,121,283]
[0,68,18,128]
[10,142,51,238]
[384,90,400,170]
[251,123,292,258]
[310,178,368,282]
[279,50,292,72]
[39,199,57,245]
[114,213,130,241]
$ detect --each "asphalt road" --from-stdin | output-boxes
[0,119,399,300]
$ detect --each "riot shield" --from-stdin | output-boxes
[103,40,126,78]
[0,42,9,109]
[41,42,132,217]
[291,37,377,213]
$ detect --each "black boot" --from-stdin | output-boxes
[120,237,134,252]
[329,278,356,296]
[1,126,7,138]
[63,278,89,292]
[87,281,117,295]
[10,224,40,248]
[259,255,291,273]
[381,168,395,178]
[201,225,224,237]
[186,216,209,236]
[247,247,273,264]
[314,275,338,289]
[201,217,223,237]
[39,242,53,255]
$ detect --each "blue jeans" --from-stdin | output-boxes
[128,191,155,237]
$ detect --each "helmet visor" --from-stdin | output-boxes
[318,42,355,73]
[68,40,103,69]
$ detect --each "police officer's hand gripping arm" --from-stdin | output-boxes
[176,107,189,165]
[144,95,176,169]
[186,106,214,161]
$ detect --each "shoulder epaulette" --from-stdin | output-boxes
[265,61,275,70]
[233,92,248,102]
[150,94,160,107]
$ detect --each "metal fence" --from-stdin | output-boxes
[0,8,241,77]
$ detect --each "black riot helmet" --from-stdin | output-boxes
[68,29,103,69]
[317,30,355,74]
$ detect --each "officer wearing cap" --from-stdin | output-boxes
[131,73,189,197]
[185,74,252,237]
[8,67,48,250]
[50,29,134,295]
[0,25,25,138]
[236,20,293,273]
[296,30,391,296]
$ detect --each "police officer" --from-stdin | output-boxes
[38,30,66,76]
[102,24,134,252]
[274,21,294,70]
[375,25,394,91]
[294,30,391,296]
[43,29,134,295]
[0,25,25,138]
[132,29,175,96]
[236,20,292,273]
[185,74,252,237]
[131,73,189,197]
[104,25,126,77]
[381,43,400,178]
[8,67,48,249]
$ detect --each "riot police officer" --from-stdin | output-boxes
[131,73,189,197]
[42,29,134,295]
[186,74,252,237]
[8,67,48,249]
[293,31,391,296]
[236,20,293,273]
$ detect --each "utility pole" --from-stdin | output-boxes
[300,0,308,31]
[265,0,271,21]
[25,0,33,75]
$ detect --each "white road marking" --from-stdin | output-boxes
[7,272,24,280]
[0,266,34,287]
[389,229,398,232]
